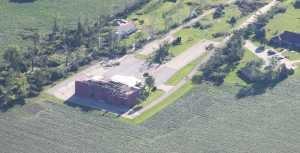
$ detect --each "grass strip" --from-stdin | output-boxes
[121,81,193,124]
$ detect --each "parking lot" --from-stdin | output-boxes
[46,40,213,112]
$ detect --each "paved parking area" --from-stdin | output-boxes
[103,55,146,80]
[46,63,106,101]
[47,40,215,103]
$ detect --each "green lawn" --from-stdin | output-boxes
[129,0,227,34]
[122,81,194,124]
[134,52,149,60]
[170,28,210,56]
[295,67,300,76]
[283,51,300,61]
[169,4,244,56]
[124,0,228,49]
[265,0,300,39]
[224,48,260,86]
[166,55,206,86]
[136,90,165,108]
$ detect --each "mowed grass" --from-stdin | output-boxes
[123,0,227,48]
[0,0,137,50]
[129,0,227,34]
[224,48,259,86]
[122,81,194,124]
[136,90,165,108]
[166,59,199,85]
[169,4,244,56]
[283,51,300,60]
[166,54,208,86]
[265,0,300,39]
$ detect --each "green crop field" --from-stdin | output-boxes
[1,70,300,153]
[1,1,300,152]
[0,0,138,51]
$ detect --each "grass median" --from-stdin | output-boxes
[121,81,194,124]
[166,58,201,86]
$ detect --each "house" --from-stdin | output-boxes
[115,19,137,38]
[295,0,300,8]
[75,75,142,107]
[270,31,300,51]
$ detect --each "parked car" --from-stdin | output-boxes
[256,46,265,53]
[274,55,284,60]
[267,50,276,56]
[206,43,214,50]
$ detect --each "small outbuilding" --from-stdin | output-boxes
[115,19,137,38]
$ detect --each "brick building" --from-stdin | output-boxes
[75,79,141,107]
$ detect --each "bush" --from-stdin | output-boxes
[212,32,229,38]
[213,5,225,19]
[49,68,65,81]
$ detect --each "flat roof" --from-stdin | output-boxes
[110,75,141,88]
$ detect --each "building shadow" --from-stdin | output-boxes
[64,95,133,116]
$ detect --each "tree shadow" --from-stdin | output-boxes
[236,77,288,99]
[0,100,25,113]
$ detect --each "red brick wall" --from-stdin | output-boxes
[75,81,140,107]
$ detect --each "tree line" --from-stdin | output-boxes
[0,0,150,110]
[191,3,292,98]
[193,31,245,85]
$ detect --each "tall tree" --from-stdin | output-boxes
[152,43,170,64]
[52,17,60,34]
[143,73,155,92]
[26,32,41,71]
[228,17,237,27]
[3,46,26,72]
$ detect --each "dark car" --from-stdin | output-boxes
[267,50,276,56]
[256,46,265,53]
